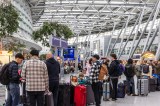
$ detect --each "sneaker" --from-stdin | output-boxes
[132,94,138,96]
[112,99,117,101]
[127,94,131,96]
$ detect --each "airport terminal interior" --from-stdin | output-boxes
[1,0,160,106]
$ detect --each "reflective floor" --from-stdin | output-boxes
[0,84,5,106]
[101,92,160,106]
[0,74,160,106]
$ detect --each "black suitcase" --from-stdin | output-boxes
[149,78,157,92]
[70,85,75,106]
[86,85,95,105]
[117,83,125,98]
[45,92,54,106]
[58,83,71,106]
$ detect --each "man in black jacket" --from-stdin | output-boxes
[124,59,136,96]
[5,53,24,106]
[46,52,60,106]
[109,54,119,101]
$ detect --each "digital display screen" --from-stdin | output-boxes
[63,47,80,61]
[63,48,74,59]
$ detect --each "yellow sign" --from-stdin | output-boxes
[142,51,155,59]
[0,51,13,56]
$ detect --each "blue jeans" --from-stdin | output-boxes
[126,77,135,95]
[5,83,20,106]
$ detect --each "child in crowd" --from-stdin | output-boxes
[78,72,87,85]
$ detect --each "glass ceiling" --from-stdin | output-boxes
[27,0,158,36]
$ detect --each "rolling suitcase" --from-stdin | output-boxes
[45,92,54,106]
[138,79,149,96]
[149,78,157,92]
[86,85,95,105]
[74,85,86,106]
[117,82,125,98]
[70,85,75,106]
[103,82,110,101]
[58,83,70,106]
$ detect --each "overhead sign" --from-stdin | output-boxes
[50,36,68,48]
[52,36,60,47]
[61,39,68,48]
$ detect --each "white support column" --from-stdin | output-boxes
[128,7,145,58]
[155,25,160,60]
[118,16,130,56]
[106,22,117,56]
[109,23,126,55]
[75,33,79,73]
[142,1,160,53]
[118,12,142,59]
[129,3,158,58]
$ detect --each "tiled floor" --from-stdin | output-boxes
[101,92,160,106]
[1,74,160,106]
[0,84,5,106]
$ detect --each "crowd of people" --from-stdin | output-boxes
[80,54,160,106]
[1,50,160,106]
[1,50,60,106]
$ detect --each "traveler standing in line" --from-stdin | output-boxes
[109,54,119,101]
[135,61,142,80]
[119,60,125,73]
[46,52,60,106]
[21,50,49,106]
[78,63,83,72]
[141,60,150,78]
[103,58,110,70]
[89,54,102,106]
[124,59,136,96]
[5,53,24,106]
[86,58,92,75]
[152,61,160,75]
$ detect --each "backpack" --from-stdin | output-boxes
[124,64,135,77]
[142,64,149,74]
[98,64,108,80]
[119,64,125,75]
[0,63,11,85]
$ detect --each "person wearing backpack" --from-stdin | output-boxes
[109,54,120,101]
[119,60,125,73]
[124,59,136,96]
[141,60,152,78]
[5,53,24,106]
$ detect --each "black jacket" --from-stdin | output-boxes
[109,60,119,77]
[124,64,135,78]
[46,58,60,82]
[9,61,20,84]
